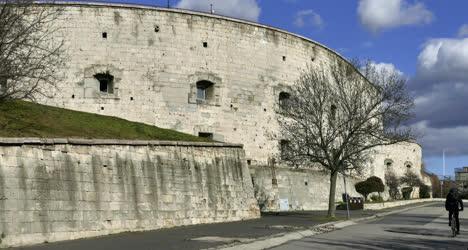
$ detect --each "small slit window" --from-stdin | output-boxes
[279,92,290,110]
[280,140,290,161]
[331,105,337,121]
[196,80,214,101]
[198,132,213,140]
[94,72,114,94]
[102,32,107,39]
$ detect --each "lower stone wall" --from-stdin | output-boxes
[250,166,360,211]
[0,138,259,248]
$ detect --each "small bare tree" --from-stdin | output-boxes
[385,171,400,200]
[400,170,423,198]
[276,59,415,217]
[0,0,64,101]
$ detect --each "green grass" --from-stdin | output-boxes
[0,100,211,142]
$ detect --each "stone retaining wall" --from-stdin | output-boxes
[0,138,259,247]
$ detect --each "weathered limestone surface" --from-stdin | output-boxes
[250,166,360,211]
[33,3,425,212]
[0,139,259,247]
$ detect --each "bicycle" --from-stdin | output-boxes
[451,214,457,237]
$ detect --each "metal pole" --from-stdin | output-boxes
[343,172,350,220]
[210,4,214,14]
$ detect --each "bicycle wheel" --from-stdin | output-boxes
[451,216,457,237]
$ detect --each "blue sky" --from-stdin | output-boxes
[87,0,468,177]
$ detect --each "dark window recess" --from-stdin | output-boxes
[130,97,134,101]
[71,94,75,99]
[331,104,337,121]
[101,107,104,110]
[196,80,214,101]
[198,132,213,140]
[102,32,107,39]
[282,56,286,61]
[94,72,114,94]
[272,178,278,185]
[279,92,290,109]
[406,164,412,169]
[154,26,160,32]
[280,140,290,161]
[305,181,308,186]
[203,42,208,48]
[247,159,251,165]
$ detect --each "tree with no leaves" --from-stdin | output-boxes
[0,0,64,101]
[276,59,415,217]
[399,170,423,198]
[385,170,400,200]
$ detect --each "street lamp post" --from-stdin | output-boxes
[343,172,350,220]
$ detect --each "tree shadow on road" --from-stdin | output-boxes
[283,234,467,250]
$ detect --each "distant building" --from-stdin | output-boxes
[455,167,468,190]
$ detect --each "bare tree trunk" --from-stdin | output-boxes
[327,171,338,218]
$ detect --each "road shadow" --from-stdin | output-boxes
[283,235,468,250]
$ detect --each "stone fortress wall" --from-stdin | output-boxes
[0,138,258,247]
[37,2,426,211]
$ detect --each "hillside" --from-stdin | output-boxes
[0,100,210,142]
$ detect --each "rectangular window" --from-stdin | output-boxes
[197,87,206,100]
[198,132,213,140]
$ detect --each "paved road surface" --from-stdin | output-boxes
[271,203,468,250]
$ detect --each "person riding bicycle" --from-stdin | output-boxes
[445,188,464,234]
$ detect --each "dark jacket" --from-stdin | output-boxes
[446,192,464,212]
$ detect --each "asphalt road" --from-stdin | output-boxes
[271,202,468,250]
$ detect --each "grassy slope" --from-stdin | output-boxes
[0,100,210,142]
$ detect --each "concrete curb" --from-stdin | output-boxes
[215,201,439,250]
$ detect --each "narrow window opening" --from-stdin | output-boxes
[198,132,213,140]
[247,159,251,165]
[101,106,104,110]
[102,32,107,39]
[154,26,160,32]
[94,72,114,94]
[279,92,290,110]
[0,77,7,94]
[282,56,286,61]
[196,80,214,101]
[203,42,208,48]
[130,97,134,101]
[280,140,290,161]
[305,181,308,186]
[71,94,75,99]
[331,105,337,121]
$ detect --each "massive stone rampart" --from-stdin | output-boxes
[0,138,259,247]
[32,3,425,211]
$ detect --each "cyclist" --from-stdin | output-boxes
[445,188,464,234]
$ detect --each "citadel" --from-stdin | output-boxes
[0,2,430,247]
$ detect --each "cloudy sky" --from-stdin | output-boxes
[99,0,468,177]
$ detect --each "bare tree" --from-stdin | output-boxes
[276,59,415,217]
[399,171,423,198]
[0,0,64,101]
[385,171,400,200]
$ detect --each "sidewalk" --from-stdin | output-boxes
[15,201,440,250]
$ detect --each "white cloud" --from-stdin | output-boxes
[458,24,468,37]
[411,121,468,156]
[294,9,323,29]
[357,0,433,33]
[416,38,468,83]
[176,0,261,22]
[370,61,404,76]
